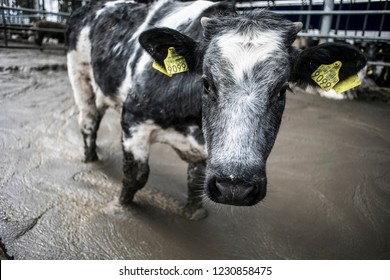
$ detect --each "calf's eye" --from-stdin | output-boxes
[278,83,293,101]
[278,85,288,101]
[203,78,211,94]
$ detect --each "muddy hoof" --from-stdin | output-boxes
[184,206,208,221]
[84,152,98,163]
[119,189,137,206]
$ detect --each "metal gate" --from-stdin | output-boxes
[237,0,390,43]
[0,0,78,49]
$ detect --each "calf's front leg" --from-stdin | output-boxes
[120,149,150,205]
[120,123,152,205]
[162,127,208,220]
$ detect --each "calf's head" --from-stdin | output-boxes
[140,10,366,206]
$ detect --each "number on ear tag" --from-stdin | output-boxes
[311,61,342,92]
[164,47,189,75]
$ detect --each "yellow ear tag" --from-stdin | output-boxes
[333,74,361,94]
[311,61,342,92]
[152,60,172,77]
[163,47,189,75]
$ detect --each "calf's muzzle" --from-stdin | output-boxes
[206,176,267,206]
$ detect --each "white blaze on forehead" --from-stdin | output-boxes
[216,30,283,80]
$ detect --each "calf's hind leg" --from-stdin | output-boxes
[80,107,106,162]
[67,55,106,162]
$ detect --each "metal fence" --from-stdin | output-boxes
[0,0,389,48]
[0,0,79,49]
[237,0,390,43]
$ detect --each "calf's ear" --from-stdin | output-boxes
[290,43,367,87]
[139,27,198,71]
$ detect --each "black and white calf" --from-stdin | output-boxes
[66,0,366,218]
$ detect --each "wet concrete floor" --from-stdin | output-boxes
[0,49,389,259]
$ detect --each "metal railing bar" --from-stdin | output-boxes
[299,0,305,23]
[320,0,334,43]
[378,0,388,37]
[273,10,390,15]
[367,61,390,67]
[1,0,7,47]
[2,14,49,18]
[335,0,343,35]
[0,26,65,33]
[362,0,371,36]
[298,32,390,42]
[305,0,313,30]
[0,45,65,50]
[237,0,387,8]
[0,6,70,17]
[345,0,352,36]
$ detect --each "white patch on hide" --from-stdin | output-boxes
[122,121,156,162]
[122,121,207,163]
[67,26,96,127]
[118,0,169,101]
[95,0,135,19]
[157,1,215,29]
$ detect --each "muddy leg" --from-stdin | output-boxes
[158,126,208,220]
[120,123,152,205]
[81,108,106,162]
[184,160,208,220]
[67,52,106,162]
[120,150,150,205]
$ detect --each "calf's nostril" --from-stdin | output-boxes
[215,179,226,195]
[237,185,255,198]
[207,178,219,196]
